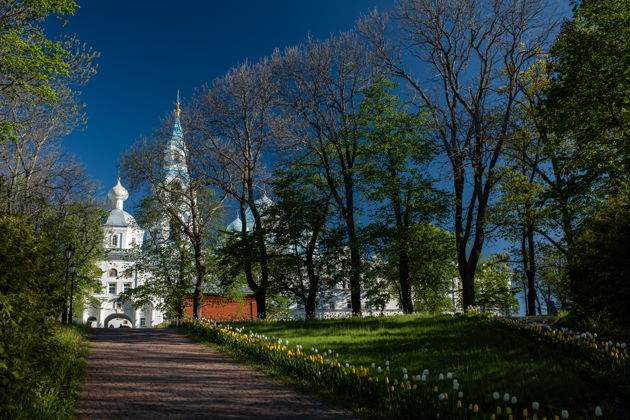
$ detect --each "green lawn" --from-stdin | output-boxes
[227,314,616,413]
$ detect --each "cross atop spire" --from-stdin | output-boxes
[175,90,181,118]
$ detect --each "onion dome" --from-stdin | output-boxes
[107,178,129,210]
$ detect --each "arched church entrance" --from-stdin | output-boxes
[87,316,97,327]
[104,313,133,328]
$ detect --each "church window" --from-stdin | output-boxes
[123,283,131,292]
[140,318,146,327]
[346,299,352,309]
[131,237,136,245]
[328,302,335,310]
[111,235,118,247]
[109,269,118,277]
[108,283,116,294]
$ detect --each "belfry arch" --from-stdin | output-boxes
[104,313,133,328]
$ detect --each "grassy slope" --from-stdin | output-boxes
[9,324,90,420]
[230,315,598,408]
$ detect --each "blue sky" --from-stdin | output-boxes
[50,0,394,194]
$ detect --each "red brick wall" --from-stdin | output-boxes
[183,295,257,321]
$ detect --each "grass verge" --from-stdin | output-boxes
[2,323,90,420]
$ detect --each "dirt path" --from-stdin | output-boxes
[75,328,352,419]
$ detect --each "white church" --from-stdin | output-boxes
[82,97,401,327]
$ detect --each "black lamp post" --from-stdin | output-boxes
[68,263,77,324]
[62,247,73,324]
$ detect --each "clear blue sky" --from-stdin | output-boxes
[51,0,394,194]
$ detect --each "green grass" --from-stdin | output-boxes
[225,314,621,414]
[3,324,90,420]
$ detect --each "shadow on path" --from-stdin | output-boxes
[76,328,352,419]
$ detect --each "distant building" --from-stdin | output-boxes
[82,178,163,328]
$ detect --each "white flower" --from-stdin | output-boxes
[453,382,460,390]
[493,392,500,400]
[511,396,517,404]
[561,409,569,419]
[285,340,289,345]
[421,375,427,381]
[532,402,540,410]
[595,406,603,417]
[278,338,282,344]
[423,369,430,375]
[438,393,445,401]
[371,362,376,369]
[446,372,453,379]
[315,349,318,353]
[415,374,421,381]
[386,360,390,366]
[438,373,444,380]
[328,349,332,354]
[335,353,339,358]
[345,362,349,368]
[377,367,382,373]
[458,391,463,399]
[503,393,510,402]
[403,373,408,380]
[402,367,408,374]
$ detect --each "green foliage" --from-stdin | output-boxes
[119,197,196,317]
[544,0,630,192]
[358,77,449,313]
[474,255,520,315]
[0,215,56,409]
[569,199,630,327]
[0,0,81,142]
[0,324,89,420]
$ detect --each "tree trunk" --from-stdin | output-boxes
[398,252,414,314]
[526,228,537,316]
[304,230,320,320]
[192,242,206,319]
[344,176,362,316]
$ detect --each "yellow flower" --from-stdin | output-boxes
[457,400,462,408]
[497,406,502,415]
[523,409,529,417]
[506,407,512,415]
[385,377,390,385]
[434,385,439,393]
[473,404,479,413]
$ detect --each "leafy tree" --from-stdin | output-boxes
[272,32,375,315]
[544,0,630,194]
[0,0,94,142]
[121,109,225,319]
[119,198,196,318]
[0,215,56,411]
[358,77,448,313]
[569,199,630,327]
[190,59,279,319]
[474,254,520,316]
[266,166,332,319]
[360,0,556,309]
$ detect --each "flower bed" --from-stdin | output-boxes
[176,318,608,419]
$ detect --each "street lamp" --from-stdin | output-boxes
[68,263,77,324]
[62,247,73,324]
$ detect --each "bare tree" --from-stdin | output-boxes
[271,32,376,315]
[121,105,225,319]
[359,0,555,309]
[189,59,280,319]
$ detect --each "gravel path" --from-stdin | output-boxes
[75,328,353,419]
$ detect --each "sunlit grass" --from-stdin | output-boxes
[228,314,600,407]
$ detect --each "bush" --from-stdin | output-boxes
[569,200,630,328]
[0,215,62,414]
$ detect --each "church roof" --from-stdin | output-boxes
[105,208,137,228]
[225,195,273,232]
